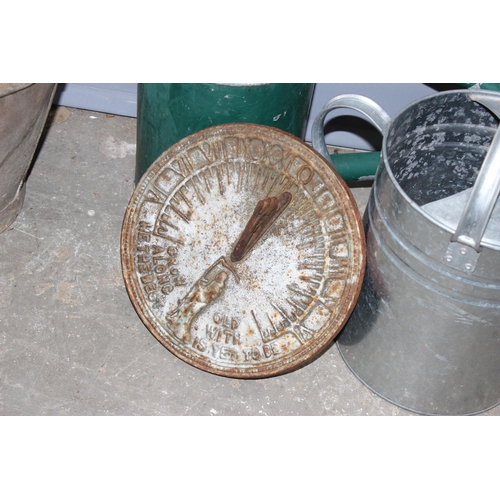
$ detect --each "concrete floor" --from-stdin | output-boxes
[1,106,498,416]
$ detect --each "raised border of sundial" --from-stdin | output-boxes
[121,123,365,378]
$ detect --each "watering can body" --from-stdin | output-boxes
[135,83,315,183]
[313,89,500,415]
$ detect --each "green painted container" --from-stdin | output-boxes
[135,83,315,183]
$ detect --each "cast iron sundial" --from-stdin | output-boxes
[121,123,365,378]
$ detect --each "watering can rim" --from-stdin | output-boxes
[379,88,500,253]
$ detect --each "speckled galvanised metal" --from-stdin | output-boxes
[135,83,315,183]
[336,90,500,415]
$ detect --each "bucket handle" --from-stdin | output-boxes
[311,94,391,167]
[443,92,500,272]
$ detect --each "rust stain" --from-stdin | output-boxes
[231,191,292,262]
[51,245,72,260]
[35,282,54,296]
[54,282,76,306]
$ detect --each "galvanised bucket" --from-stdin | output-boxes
[312,90,500,415]
[0,83,57,233]
[135,83,315,183]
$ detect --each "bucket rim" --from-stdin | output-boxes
[0,83,34,98]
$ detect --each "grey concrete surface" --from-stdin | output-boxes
[1,107,498,416]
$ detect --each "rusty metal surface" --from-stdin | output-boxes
[0,83,57,233]
[121,123,365,378]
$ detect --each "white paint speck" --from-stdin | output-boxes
[273,114,282,121]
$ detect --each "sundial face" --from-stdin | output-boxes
[121,123,365,378]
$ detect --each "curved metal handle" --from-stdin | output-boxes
[444,92,500,272]
[311,94,391,165]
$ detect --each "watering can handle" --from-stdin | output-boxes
[444,92,500,272]
[311,94,391,166]
[451,93,500,249]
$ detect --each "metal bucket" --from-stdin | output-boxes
[0,83,57,233]
[312,90,500,415]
